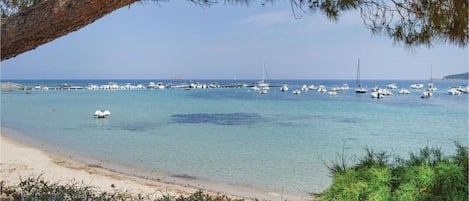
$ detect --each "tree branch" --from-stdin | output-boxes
[1,0,138,61]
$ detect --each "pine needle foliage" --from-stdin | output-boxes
[317,143,469,201]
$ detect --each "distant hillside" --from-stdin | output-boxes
[443,72,469,80]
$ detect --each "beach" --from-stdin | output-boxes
[0,132,308,201]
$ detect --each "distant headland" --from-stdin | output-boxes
[442,72,469,80]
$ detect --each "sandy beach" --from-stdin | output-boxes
[0,132,310,201]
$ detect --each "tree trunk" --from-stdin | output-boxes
[1,0,138,61]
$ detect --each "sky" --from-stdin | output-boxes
[1,1,468,80]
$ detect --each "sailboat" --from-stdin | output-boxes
[257,62,270,93]
[355,59,368,93]
[427,66,437,91]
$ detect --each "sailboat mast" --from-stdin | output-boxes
[262,62,265,83]
[356,59,361,86]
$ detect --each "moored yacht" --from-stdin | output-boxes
[421,90,433,98]
[355,59,367,93]
[398,88,410,94]
[94,110,111,118]
[280,84,289,92]
[386,83,398,89]
[447,88,461,96]
[410,84,424,89]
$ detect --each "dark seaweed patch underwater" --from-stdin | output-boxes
[171,113,262,126]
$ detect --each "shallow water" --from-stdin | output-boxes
[1,79,468,195]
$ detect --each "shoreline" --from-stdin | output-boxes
[0,128,311,201]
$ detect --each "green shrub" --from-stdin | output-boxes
[0,177,244,201]
[317,143,469,201]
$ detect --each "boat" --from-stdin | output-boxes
[328,91,337,96]
[331,86,341,92]
[155,82,165,90]
[280,84,289,92]
[301,85,309,91]
[371,91,383,99]
[317,85,327,93]
[292,89,301,95]
[381,89,393,96]
[447,88,462,96]
[410,84,424,89]
[259,88,268,94]
[427,82,437,91]
[257,62,270,89]
[308,84,318,90]
[427,67,437,91]
[94,110,111,118]
[421,90,433,98]
[398,88,410,94]
[354,59,368,93]
[460,86,469,93]
[251,85,260,91]
[341,84,349,90]
[386,83,398,89]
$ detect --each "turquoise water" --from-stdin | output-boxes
[1,79,468,195]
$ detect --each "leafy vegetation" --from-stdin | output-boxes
[0,176,244,201]
[316,142,468,201]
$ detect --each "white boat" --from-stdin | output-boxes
[410,84,424,89]
[354,59,367,93]
[94,110,111,118]
[371,91,384,99]
[317,85,327,93]
[341,84,349,90]
[259,88,268,94]
[331,86,341,92]
[147,82,157,89]
[280,84,289,92]
[427,82,437,91]
[301,85,309,91]
[328,91,337,96]
[251,86,260,91]
[447,88,462,96]
[292,89,301,95]
[398,88,410,94]
[155,82,165,90]
[427,67,437,91]
[381,89,393,96]
[308,84,318,90]
[460,86,469,93]
[257,62,269,89]
[386,83,398,89]
[421,90,433,98]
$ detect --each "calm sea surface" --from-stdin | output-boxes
[1,79,468,195]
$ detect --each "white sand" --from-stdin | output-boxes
[0,133,311,200]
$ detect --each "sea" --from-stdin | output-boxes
[1,79,468,196]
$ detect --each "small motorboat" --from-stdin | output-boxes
[421,90,433,99]
[94,110,111,118]
[447,88,462,96]
[280,84,289,92]
[398,88,410,94]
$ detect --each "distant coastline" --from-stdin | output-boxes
[442,72,469,80]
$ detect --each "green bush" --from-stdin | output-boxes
[0,176,244,201]
[317,143,468,201]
